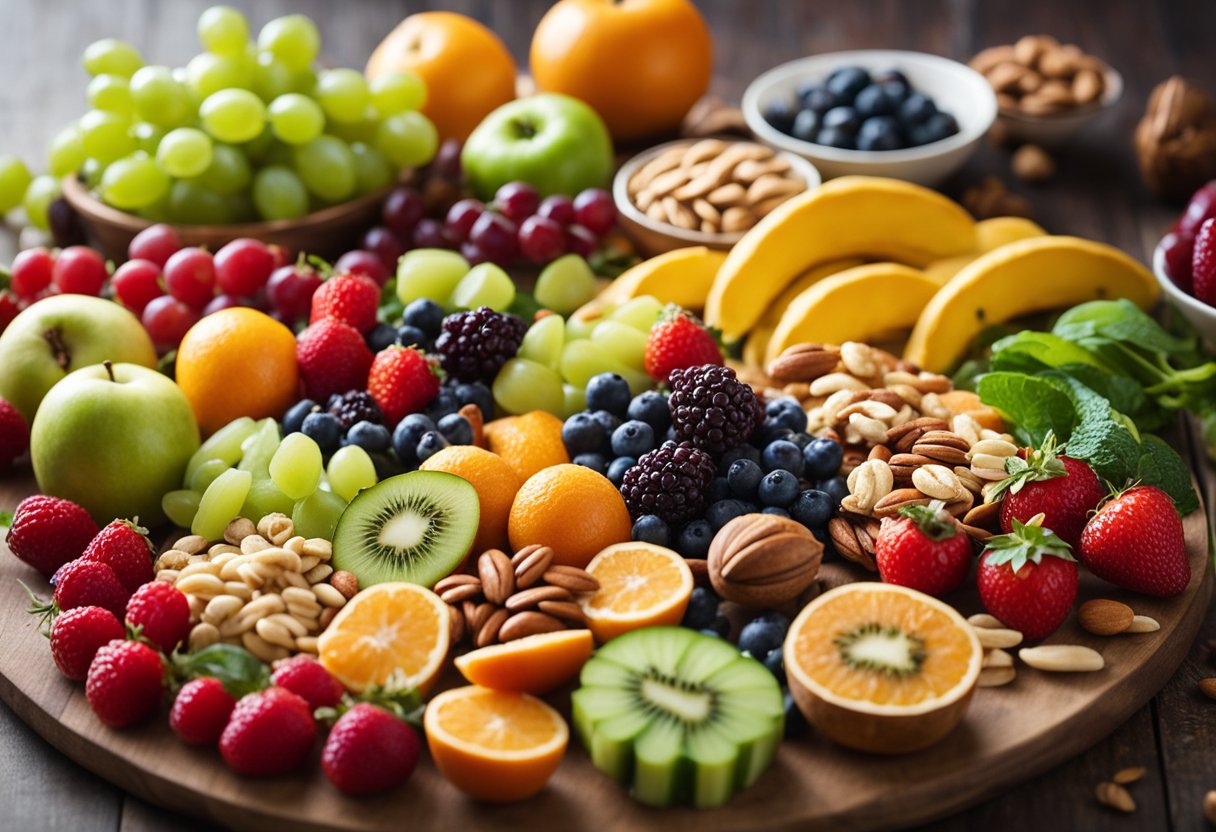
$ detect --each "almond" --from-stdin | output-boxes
[1199,678,1216,700]
[708,514,823,607]
[968,613,1005,629]
[1126,614,1160,633]
[1095,781,1136,813]
[1019,644,1104,672]
[975,627,1023,650]
[1077,599,1134,636]
[1204,790,1216,825]
[1112,767,1145,785]
[978,665,1016,687]
[766,343,842,383]
[827,515,877,572]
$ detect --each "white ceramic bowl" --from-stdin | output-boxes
[742,50,997,186]
[995,64,1123,146]
[1153,240,1216,341]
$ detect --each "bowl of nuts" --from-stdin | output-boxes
[613,138,820,256]
[970,35,1123,145]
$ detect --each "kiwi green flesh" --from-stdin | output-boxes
[330,471,479,589]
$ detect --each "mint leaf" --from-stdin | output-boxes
[1052,364,1152,423]
[1053,299,1194,355]
[976,372,1076,446]
[991,331,1110,374]
[1044,374,1139,485]
[171,643,270,698]
[1135,434,1199,516]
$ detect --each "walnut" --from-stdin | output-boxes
[1136,76,1216,199]
[962,176,1032,220]
[708,514,822,608]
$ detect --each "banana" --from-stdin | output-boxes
[705,176,976,341]
[598,246,727,311]
[905,236,1160,373]
[766,263,941,363]
[922,218,1049,285]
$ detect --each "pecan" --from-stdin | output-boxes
[912,433,971,466]
[886,417,949,451]
[542,565,600,593]
[867,445,893,463]
[685,557,710,584]
[448,604,465,644]
[499,611,566,642]
[511,544,555,590]
[872,488,933,517]
[538,599,587,624]
[767,343,842,383]
[478,549,515,605]
[708,514,822,608]
[889,453,932,486]
[505,585,574,612]
[474,607,510,647]
[963,500,1002,530]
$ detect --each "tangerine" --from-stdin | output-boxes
[454,629,594,694]
[420,445,521,553]
[578,542,693,642]
[483,410,570,482]
[507,464,631,568]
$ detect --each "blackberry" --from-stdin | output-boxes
[619,441,716,524]
[328,390,383,430]
[435,306,527,382]
[668,365,763,454]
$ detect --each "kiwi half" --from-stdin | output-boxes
[571,626,783,809]
[331,471,479,589]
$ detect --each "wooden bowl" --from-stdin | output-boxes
[61,175,394,260]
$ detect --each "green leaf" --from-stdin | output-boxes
[991,331,1110,374]
[1135,434,1199,516]
[976,372,1076,446]
[1045,374,1139,485]
[982,517,1075,573]
[1052,299,1194,355]
[0,511,11,529]
[1052,364,1150,421]
[171,643,270,698]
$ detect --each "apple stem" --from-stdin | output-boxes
[43,327,70,371]
[103,360,115,382]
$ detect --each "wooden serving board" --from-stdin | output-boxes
[0,472,1210,832]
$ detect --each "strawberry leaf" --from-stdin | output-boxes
[982,517,1075,573]
[898,500,957,541]
[986,432,1066,502]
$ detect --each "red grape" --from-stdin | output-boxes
[0,291,18,331]
[494,182,539,224]
[469,212,518,265]
[382,187,425,237]
[445,199,485,243]
[1161,230,1196,293]
[538,195,576,226]
[360,226,405,275]
[142,295,200,351]
[433,139,463,180]
[574,189,617,236]
[52,246,108,296]
[412,218,454,250]
[460,241,488,266]
[215,238,275,297]
[1176,182,1216,236]
[128,224,183,268]
[203,294,244,315]
[111,259,163,314]
[565,224,598,258]
[267,244,291,270]
[267,263,323,321]
[163,248,216,311]
[518,216,566,264]
[10,247,54,298]
[335,249,389,286]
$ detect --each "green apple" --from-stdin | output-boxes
[461,93,613,199]
[0,294,157,422]
[32,362,200,526]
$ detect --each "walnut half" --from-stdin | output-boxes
[1136,76,1216,199]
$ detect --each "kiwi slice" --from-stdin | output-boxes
[331,471,479,588]
[571,627,783,809]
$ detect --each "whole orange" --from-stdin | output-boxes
[530,0,713,141]
[367,12,517,142]
[420,445,521,553]
[508,464,632,568]
[175,308,299,437]
[483,411,570,482]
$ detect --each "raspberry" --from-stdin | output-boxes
[367,345,442,427]
[5,495,99,579]
[81,519,154,593]
[126,581,191,653]
[220,687,317,777]
[620,441,717,524]
[1193,217,1216,306]
[435,306,527,382]
[327,390,383,429]
[0,396,29,470]
[270,654,345,710]
[51,558,130,620]
[309,273,380,333]
[170,677,237,745]
[85,639,166,728]
[49,606,125,681]
[668,364,763,454]
[296,320,374,401]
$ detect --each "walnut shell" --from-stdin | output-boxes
[708,514,823,609]
[1136,76,1216,199]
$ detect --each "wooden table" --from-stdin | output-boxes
[1,1,1214,829]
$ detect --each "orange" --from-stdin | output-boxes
[367,12,517,142]
[483,411,571,482]
[424,685,568,802]
[784,582,982,755]
[174,308,299,437]
[578,542,693,642]
[938,389,1006,433]
[530,0,713,141]
[420,445,521,553]
[317,583,449,695]
[455,630,594,695]
[508,464,631,568]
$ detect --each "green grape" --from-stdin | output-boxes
[369,71,427,116]
[252,165,309,221]
[0,155,33,213]
[253,53,295,102]
[237,418,281,478]
[169,179,233,224]
[609,295,664,331]
[493,358,565,416]
[565,313,598,341]
[327,445,377,502]
[196,143,251,196]
[269,432,322,499]
[186,416,257,481]
[192,468,253,541]
[198,5,250,56]
[157,127,213,178]
[291,67,318,95]
[87,74,134,117]
[325,114,380,145]
[200,88,266,144]
[138,194,173,223]
[81,159,107,190]
[188,457,231,493]
[47,126,86,178]
[559,339,651,394]
[449,263,515,311]
[534,254,599,315]
[292,490,346,540]
[396,249,471,307]
[82,38,143,78]
[591,320,649,371]
[228,193,257,223]
[79,110,135,163]
[518,313,565,370]
[242,127,278,163]
[375,111,438,168]
[132,122,166,155]
[562,384,587,418]
[101,154,171,210]
[22,175,60,231]
[257,14,320,72]
[162,489,202,529]
[262,140,296,168]
[293,135,356,202]
[240,478,296,521]
[186,52,252,99]
[315,68,369,124]
[267,93,323,145]
[129,66,192,127]
[350,142,393,194]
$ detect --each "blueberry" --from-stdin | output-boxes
[726,458,763,500]
[826,65,870,102]
[919,111,959,145]
[812,527,829,545]
[898,92,938,127]
[344,420,391,453]
[763,98,796,134]
[709,477,733,503]
[784,689,808,737]
[437,413,473,446]
[585,373,631,417]
[854,84,893,119]
[607,456,636,487]
[562,412,605,455]
[788,432,813,449]
[707,499,750,531]
[682,586,720,631]
[706,613,730,637]
[611,420,656,458]
[677,520,713,557]
[872,67,908,87]
[791,109,819,142]
[402,298,445,338]
[573,452,609,474]
[879,78,910,103]
[765,398,808,433]
[762,439,805,477]
[368,451,402,480]
[415,430,450,462]
[626,391,671,434]
[452,382,493,421]
[699,628,723,639]
[857,115,904,151]
[818,475,849,507]
[664,426,679,444]
[395,324,431,350]
[803,437,844,480]
[282,399,319,434]
[753,423,794,448]
[632,514,670,547]
[815,125,855,149]
[763,648,786,683]
[791,489,834,529]
[301,412,341,454]
[761,506,791,518]
[758,469,799,507]
[591,409,622,439]
[366,323,398,353]
[720,444,762,467]
[392,413,436,461]
[424,390,459,421]
[821,105,860,135]
[800,85,837,115]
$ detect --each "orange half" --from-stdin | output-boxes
[578,542,693,642]
[454,629,594,694]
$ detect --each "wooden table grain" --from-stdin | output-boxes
[0,1,1214,830]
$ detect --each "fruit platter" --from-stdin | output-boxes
[0,4,1214,830]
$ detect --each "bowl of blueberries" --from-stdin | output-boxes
[743,50,997,185]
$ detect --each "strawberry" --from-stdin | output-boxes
[1193,217,1216,306]
[977,516,1078,640]
[49,606,124,681]
[644,308,723,383]
[992,434,1103,550]
[219,687,316,777]
[309,273,380,333]
[48,558,130,620]
[322,703,420,795]
[85,639,166,728]
[81,519,154,593]
[296,319,374,401]
[126,581,191,653]
[5,495,99,579]
[875,501,973,597]
[0,396,29,470]
[270,654,345,710]
[366,345,442,427]
[170,677,237,745]
[1079,485,1190,597]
